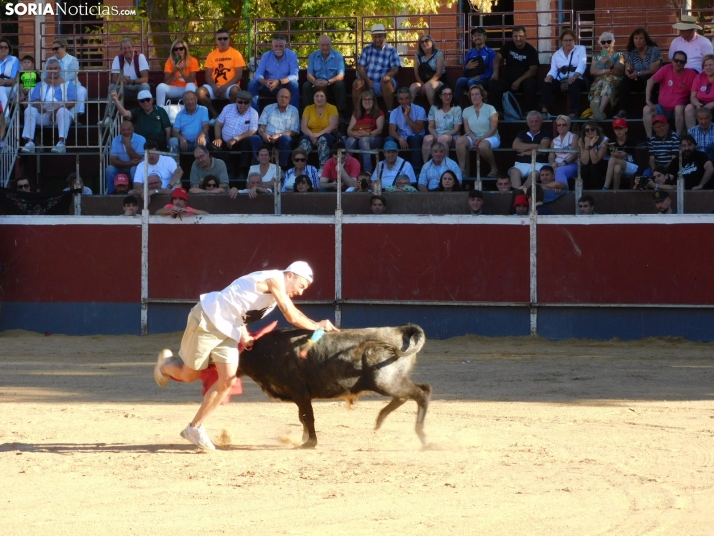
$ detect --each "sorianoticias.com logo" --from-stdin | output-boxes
[4,3,137,16]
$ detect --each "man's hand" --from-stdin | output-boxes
[314,79,328,87]
[511,80,521,91]
[179,138,188,152]
[267,79,279,91]
[316,319,339,331]
[397,137,408,150]
[214,85,226,98]
[129,158,142,166]
[240,331,255,350]
[228,187,239,199]
[196,133,207,146]
[213,138,224,149]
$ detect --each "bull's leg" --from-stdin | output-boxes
[373,381,432,446]
[413,383,432,446]
[295,398,318,449]
[375,397,408,430]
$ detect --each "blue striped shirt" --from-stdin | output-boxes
[258,103,299,136]
[358,43,401,82]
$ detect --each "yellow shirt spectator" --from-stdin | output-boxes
[303,103,338,133]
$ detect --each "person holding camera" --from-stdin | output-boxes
[540,29,587,120]
[602,118,641,190]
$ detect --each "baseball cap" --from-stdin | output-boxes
[472,26,487,35]
[612,118,627,129]
[284,261,313,283]
[652,115,668,124]
[513,194,529,207]
[384,140,398,151]
[114,173,129,186]
[653,190,670,202]
[137,89,152,100]
[171,187,189,201]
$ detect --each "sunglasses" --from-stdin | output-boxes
[600,40,612,45]
[17,183,30,189]
[206,183,217,188]
[293,157,306,162]
[138,98,152,103]
[583,127,596,132]
[216,36,229,41]
[672,58,686,64]
[52,46,62,51]
[237,100,250,105]
[172,46,185,52]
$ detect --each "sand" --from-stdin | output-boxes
[1,330,713,535]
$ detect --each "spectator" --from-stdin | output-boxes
[292,174,314,193]
[685,55,714,129]
[345,90,384,174]
[113,173,130,195]
[249,35,299,111]
[19,54,40,97]
[422,85,462,164]
[468,189,485,215]
[667,134,714,189]
[669,15,713,72]
[156,187,208,217]
[298,87,338,167]
[189,174,225,195]
[320,142,360,191]
[647,115,680,175]
[63,172,92,195]
[236,172,273,198]
[156,39,199,107]
[687,107,714,160]
[370,194,387,214]
[456,85,500,177]
[538,165,568,197]
[370,139,417,188]
[616,28,662,119]
[418,141,461,191]
[496,175,514,194]
[653,190,673,214]
[510,110,552,189]
[637,166,676,191]
[20,59,75,154]
[132,140,183,189]
[579,121,610,189]
[540,29,587,120]
[106,120,146,194]
[211,90,258,179]
[409,34,445,106]
[526,184,553,215]
[0,39,20,114]
[303,35,346,116]
[47,38,87,117]
[385,173,418,193]
[122,195,139,216]
[489,25,539,116]
[513,194,529,216]
[436,170,462,192]
[388,87,427,172]
[602,118,640,190]
[190,145,230,190]
[353,24,401,111]
[131,170,172,198]
[578,195,596,215]
[14,176,32,192]
[588,32,625,120]
[351,171,372,192]
[643,50,695,137]
[283,147,320,192]
[249,145,280,183]
[168,90,209,154]
[250,87,299,171]
[196,29,245,121]
[549,114,579,186]
[108,38,150,105]
[454,27,496,106]
[111,88,171,150]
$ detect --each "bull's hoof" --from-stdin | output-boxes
[298,440,317,449]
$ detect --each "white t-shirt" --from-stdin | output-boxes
[369,157,416,187]
[200,269,282,340]
[132,155,178,187]
[111,53,150,80]
[248,163,279,183]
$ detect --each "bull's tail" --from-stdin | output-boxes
[397,324,426,357]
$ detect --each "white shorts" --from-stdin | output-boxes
[510,162,546,178]
[467,135,500,149]
[622,161,638,176]
[201,84,240,99]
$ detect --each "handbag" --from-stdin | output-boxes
[559,51,574,92]
[418,59,436,82]
[161,98,184,125]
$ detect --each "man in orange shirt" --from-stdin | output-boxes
[197,28,246,121]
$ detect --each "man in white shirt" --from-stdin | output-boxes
[418,142,461,191]
[369,139,416,188]
[131,140,183,189]
[107,38,150,120]
[669,15,713,72]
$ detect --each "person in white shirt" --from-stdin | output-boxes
[369,139,417,188]
[131,140,183,189]
[540,29,588,119]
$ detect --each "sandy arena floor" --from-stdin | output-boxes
[1,330,713,535]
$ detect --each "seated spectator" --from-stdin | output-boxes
[236,171,273,198]
[351,171,372,193]
[14,176,32,192]
[386,173,418,193]
[112,88,171,151]
[19,54,39,102]
[526,184,553,215]
[345,90,384,174]
[190,145,229,190]
[496,175,514,194]
[63,172,92,195]
[578,121,610,189]
[370,140,417,188]
[436,170,462,192]
[321,142,360,191]
[131,170,172,198]
[454,27,496,106]
[540,29,587,120]
[513,194,529,216]
[687,107,714,161]
[653,190,673,214]
[509,110,552,189]
[106,120,146,194]
[588,32,624,120]
[647,115,680,175]
[456,85,500,177]
[669,15,713,72]
[248,35,299,111]
[616,28,662,119]
[578,195,596,215]
[113,173,130,195]
[196,29,245,120]
[0,39,19,115]
[370,194,387,214]
[249,145,280,184]
[292,174,314,193]
[409,34,445,107]
[637,166,676,191]
[353,24,401,111]
[211,90,258,179]
[107,38,150,110]
[538,166,568,203]
[132,140,183,189]
[282,147,320,192]
[47,38,87,117]
[422,85,462,164]
[643,50,695,138]
[418,141,461,192]
[667,134,714,189]
[168,90,209,153]
[189,174,225,195]
[122,195,139,216]
[298,87,338,167]
[156,39,198,107]
[468,189,485,215]
[549,114,579,186]
[603,118,640,190]
[685,55,714,129]
[303,35,346,116]
[20,59,75,154]
[388,88,427,172]
[488,25,538,116]
[156,187,208,217]
[250,87,298,170]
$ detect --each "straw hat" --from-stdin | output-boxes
[673,15,702,31]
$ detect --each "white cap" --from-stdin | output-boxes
[137,89,152,100]
[284,261,313,283]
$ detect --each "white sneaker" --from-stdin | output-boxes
[180,424,215,451]
[21,142,35,153]
[153,349,172,387]
[51,142,66,153]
